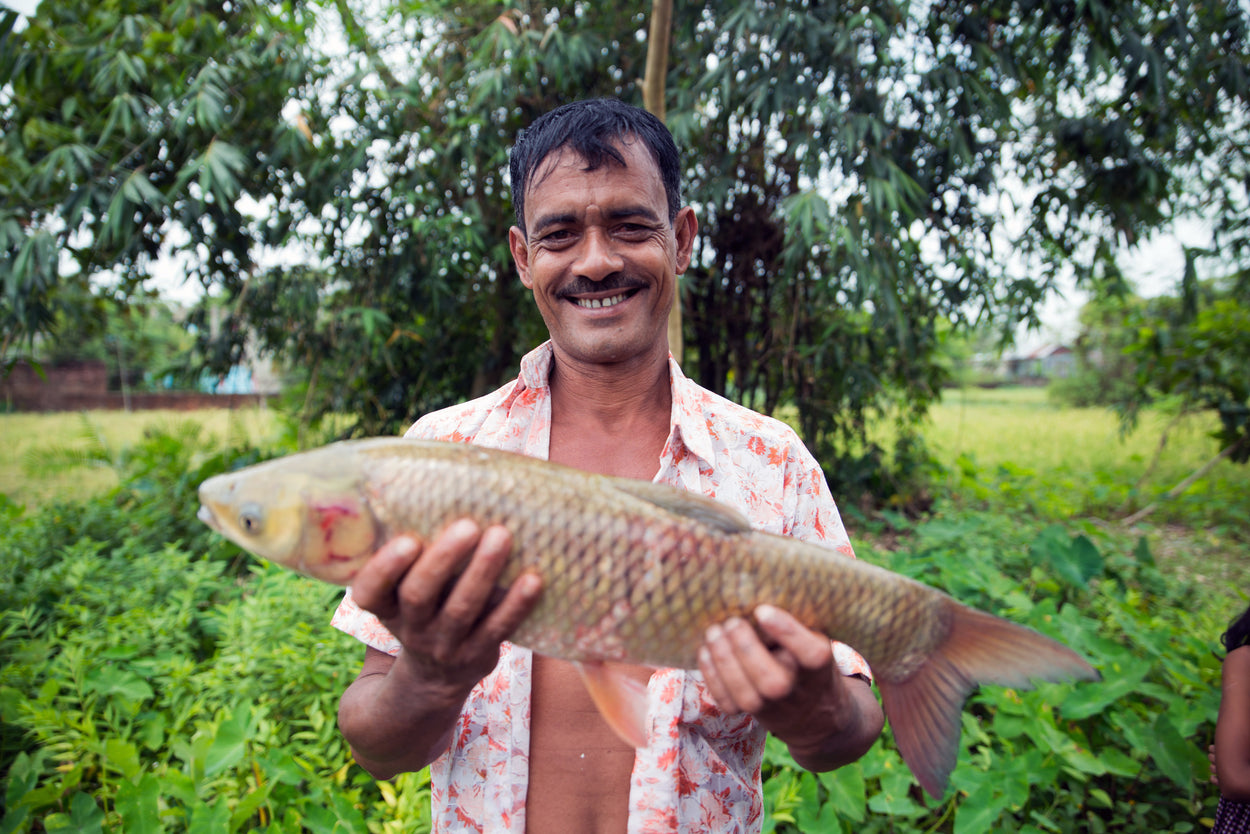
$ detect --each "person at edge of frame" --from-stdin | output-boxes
[1210,602,1250,834]
[331,97,885,834]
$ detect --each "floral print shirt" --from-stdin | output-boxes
[331,341,871,833]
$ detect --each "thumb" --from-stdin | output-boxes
[755,605,833,670]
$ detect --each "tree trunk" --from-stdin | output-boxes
[642,0,681,361]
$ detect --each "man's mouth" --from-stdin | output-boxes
[572,289,639,309]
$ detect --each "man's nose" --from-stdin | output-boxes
[572,228,624,281]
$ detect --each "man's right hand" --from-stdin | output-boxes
[337,520,543,778]
[350,520,544,691]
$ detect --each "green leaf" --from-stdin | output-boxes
[188,800,231,834]
[204,705,250,777]
[228,782,273,833]
[1148,712,1205,789]
[1030,525,1104,587]
[121,168,165,209]
[1059,658,1150,720]
[103,738,142,781]
[84,666,154,705]
[198,140,246,206]
[45,793,104,834]
[816,765,866,823]
[955,789,1013,834]
[114,773,162,834]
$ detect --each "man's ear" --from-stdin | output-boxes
[673,207,698,275]
[509,226,533,288]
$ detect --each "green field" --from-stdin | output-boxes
[0,406,284,506]
[928,385,1237,491]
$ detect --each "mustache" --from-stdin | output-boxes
[555,274,648,298]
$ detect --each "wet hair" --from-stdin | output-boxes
[508,97,682,235]
[1221,603,1250,655]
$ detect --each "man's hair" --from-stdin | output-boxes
[509,98,682,234]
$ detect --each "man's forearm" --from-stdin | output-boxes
[782,676,883,773]
[337,650,471,780]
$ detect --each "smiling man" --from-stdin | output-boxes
[332,98,883,833]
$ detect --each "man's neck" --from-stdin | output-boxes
[545,345,673,480]
[548,346,672,430]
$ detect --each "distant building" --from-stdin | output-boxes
[1005,344,1075,380]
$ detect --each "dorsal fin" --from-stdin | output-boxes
[610,479,753,534]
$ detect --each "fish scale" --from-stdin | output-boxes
[197,436,1100,799]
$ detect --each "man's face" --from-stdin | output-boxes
[509,138,696,369]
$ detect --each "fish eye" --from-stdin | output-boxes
[238,504,265,535]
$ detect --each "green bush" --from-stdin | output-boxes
[0,428,1230,832]
[759,504,1223,832]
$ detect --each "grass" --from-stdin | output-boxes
[928,385,1232,489]
[0,407,283,507]
[926,384,1249,625]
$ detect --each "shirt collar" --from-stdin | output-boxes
[665,355,716,467]
[518,341,556,390]
[516,341,716,469]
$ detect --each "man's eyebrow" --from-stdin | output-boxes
[531,211,577,234]
[530,205,663,235]
[606,205,662,223]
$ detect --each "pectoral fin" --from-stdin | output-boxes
[575,661,651,748]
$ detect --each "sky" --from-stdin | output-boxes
[0,0,38,14]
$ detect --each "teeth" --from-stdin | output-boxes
[575,292,630,309]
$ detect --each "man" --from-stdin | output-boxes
[333,98,884,833]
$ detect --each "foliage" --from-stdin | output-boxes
[1051,270,1250,471]
[33,293,197,390]
[761,507,1225,833]
[1123,271,1250,463]
[6,0,1249,506]
[0,423,433,833]
[0,0,322,365]
[208,2,623,434]
[0,410,1236,832]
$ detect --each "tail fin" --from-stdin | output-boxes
[876,603,1100,799]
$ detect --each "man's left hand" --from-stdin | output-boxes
[697,604,883,771]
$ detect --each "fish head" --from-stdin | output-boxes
[197,452,379,586]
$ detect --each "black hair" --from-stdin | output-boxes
[1221,602,1250,655]
[508,97,682,234]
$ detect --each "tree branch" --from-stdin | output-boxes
[1121,438,1245,526]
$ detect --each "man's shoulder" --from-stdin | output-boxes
[405,377,523,441]
[677,376,808,450]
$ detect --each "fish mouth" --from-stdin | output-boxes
[197,504,220,531]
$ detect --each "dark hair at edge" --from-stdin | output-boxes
[1221,602,1250,656]
[509,97,682,235]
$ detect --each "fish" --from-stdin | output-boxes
[196,437,1100,799]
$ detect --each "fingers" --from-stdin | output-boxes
[399,521,508,652]
[698,606,833,716]
[755,605,835,669]
[699,617,798,714]
[352,521,543,679]
[349,535,422,620]
[457,568,543,661]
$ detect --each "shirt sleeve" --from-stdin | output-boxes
[782,440,874,681]
[330,587,401,655]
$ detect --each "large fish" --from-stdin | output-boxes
[197,437,1099,798]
